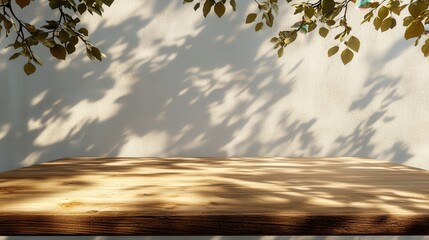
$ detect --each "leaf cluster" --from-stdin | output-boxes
[184,0,236,18]
[0,0,114,75]
[186,0,429,64]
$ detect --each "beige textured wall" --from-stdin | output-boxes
[0,0,428,172]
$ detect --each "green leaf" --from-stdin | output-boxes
[58,30,69,43]
[308,22,316,32]
[319,27,329,38]
[194,2,200,11]
[284,31,297,44]
[325,19,335,26]
[408,1,426,18]
[373,17,382,30]
[78,4,87,14]
[255,22,263,31]
[91,47,103,61]
[102,0,114,6]
[230,0,236,11]
[347,36,360,52]
[391,4,406,15]
[390,18,397,29]
[277,47,284,58]
[69,36,79,46]
[264,12,274,27]
[78,28,89,36]
[304,6,315,19]
[203,0,214,17]
[403,16,414,26]
[66,44,76,54]
[43,39,56,48]
[378,6,389,20]
[380,17,393,32]
[49,0,60,9]
[214,2,225,18]
[404,20,424,40]
[270,37,279,43]
[421,43,429,57]
[321,0,335,17]
[15,0,31,8]
[24,62,36,75]
[341,48,354,65]
[327,46,339,57]
[246,13,257,24]
[362,11,373,24]
[50,44,67,60]
[9,52,20,61]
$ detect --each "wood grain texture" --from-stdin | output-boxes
[0,157,428,235]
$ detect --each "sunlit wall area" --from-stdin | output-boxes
[0,0,428,172]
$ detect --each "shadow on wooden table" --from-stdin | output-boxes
[0,157,428,234]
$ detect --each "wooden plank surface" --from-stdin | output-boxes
[0,157,428,235]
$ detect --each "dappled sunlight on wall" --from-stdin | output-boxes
[0,0,428,172]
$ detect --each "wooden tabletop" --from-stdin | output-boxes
[0,157,428,235]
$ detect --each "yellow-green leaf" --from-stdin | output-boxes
[408,1,426,18]
[422,43,429,57]
[348,36,360,52]
[380,17,393,32]
[66,44,76,54]
[270,37,279,43]
[15,0,30,8]
[78,28,88,36]
[78,4,86,14]
[58,30,69,43]
[341,48,354,65]
[91,47,103,61]
[404,20,424,40]
[362,11,373,24]
[308,22,317,32]
[255,22,263,31]
[277,47,284,58]
[327,46,339,57]
[403,16,414,26]
[50,44,66,60]
[203,0,214,17]
[307,21,317,32]
[230,0,236,11]
[321,0,335,17]
[102,0,114,7]
[391,4,406,15]
[390,18,397,29]
[214,2,225,18]
[246,13,257,24]
[9,52,20,60]
[284,31,297,44]
[373,17,382,30]
[24,62,36,75]
[319,27,329,38]
[304,7,315,18]
[378,6,389,20]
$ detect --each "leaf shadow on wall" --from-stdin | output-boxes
[328,38,413,164]
[0,1,416,171]
[0,1,318,171]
